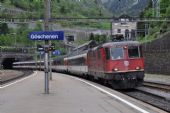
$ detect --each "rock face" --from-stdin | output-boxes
[100,0,149,17]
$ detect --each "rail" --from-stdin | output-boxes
[143,81,170,92]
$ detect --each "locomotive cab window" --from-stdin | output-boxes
[111,47,123,60]
[128,46,140,58]
[105,48,110,60]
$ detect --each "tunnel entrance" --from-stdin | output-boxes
[2,58,17,69]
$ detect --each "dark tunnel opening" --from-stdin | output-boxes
[2,58,18,69]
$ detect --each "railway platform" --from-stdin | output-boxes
[145,73,170,84]
[0,71,167,113]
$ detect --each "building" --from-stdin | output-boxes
[111,19,137,41]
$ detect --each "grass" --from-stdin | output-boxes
[138,31,170,44]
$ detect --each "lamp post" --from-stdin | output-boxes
[44,0,51,94]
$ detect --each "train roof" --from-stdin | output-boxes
[13,60,44,64]
[102,41,140,47]
[72,40,97,51]
[65,53,87,60]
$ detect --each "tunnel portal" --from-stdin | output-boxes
[2,58,18,69]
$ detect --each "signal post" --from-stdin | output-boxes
[28,0,64,94]
[44,0,50,94]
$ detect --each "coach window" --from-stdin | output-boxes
[105,48,110,60]
[139,46,143,57]
[111,47,123,60]
[76,58,81,65]
[128,46,140,58]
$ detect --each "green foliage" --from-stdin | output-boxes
[0,22,44,46]
[9,0,43,11]
[3,0,103,19]
[149,27,160,35]
[50,0,112,18]
[141,0,170,18]
[1,0,111,29]
[0,0,5,3]
[89,33,107,44]
[89,33,95,40]
[58,21,110,29]
[0,0,112,55]
[165,6,170,18]
[160,22,167,33]
[0,23,9,34]
[139,0,170,43]
[34,21,43,31]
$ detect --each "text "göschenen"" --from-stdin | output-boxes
[28,31,64,40]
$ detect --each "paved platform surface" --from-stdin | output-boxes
[145,74,170,84]
[0,70,23,82]
[0,71,167,113]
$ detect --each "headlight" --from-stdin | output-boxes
[136,66,141,70]
[114,68,119,71]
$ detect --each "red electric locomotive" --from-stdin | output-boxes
[87,41,144,89]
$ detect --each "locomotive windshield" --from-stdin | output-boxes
[128,46,140,58]
[111,47,124,60]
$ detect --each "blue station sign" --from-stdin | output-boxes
[28,31,64,40]
[39,51,45,55]
[52,50,61,55]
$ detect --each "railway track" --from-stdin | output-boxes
[0,70,33,85]
[121,81,170,112]
[143,81,170,92]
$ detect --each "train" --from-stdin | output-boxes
[13,40,144,89]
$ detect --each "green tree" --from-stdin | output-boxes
[60,5,66,14]
[56,0,60,3]
[100,34,107,42]
[0,23,9,35]
[0,0,5,3]
[89,33,95,40]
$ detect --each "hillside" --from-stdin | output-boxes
[0,0,112,52]
[0,0,151,48]
[139,0,170,42]
[0,0,150,18]
[100,0,149,17]
[51,0,112,18]
[140,0,170,18]
[0,0,112,18]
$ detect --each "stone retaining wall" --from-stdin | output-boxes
[143,32,170,75]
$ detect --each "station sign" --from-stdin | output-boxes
[28,31,64,40]
[52,50,61,55]
[39,51,44,55]
[36,51,44,55]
